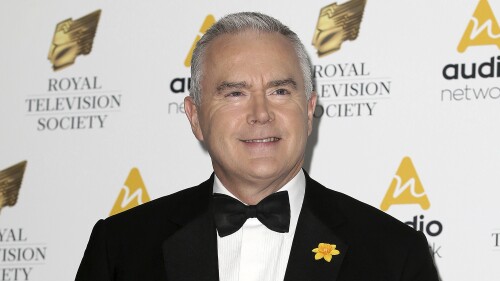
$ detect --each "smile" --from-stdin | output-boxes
[242,137,281,143]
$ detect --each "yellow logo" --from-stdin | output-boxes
[312,0,367,57]
[48,10,101,71]
[380,157,430,211]
[458,0,500,53]
[109,168,151,216]
[184,15,216,67]
[0,161,27,214]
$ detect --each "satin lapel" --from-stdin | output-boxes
[284,173,349,281]
[162,176,219,281]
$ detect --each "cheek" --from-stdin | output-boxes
[279,107,310,135]
[203,108,242,143]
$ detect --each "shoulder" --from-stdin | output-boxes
[102,175,213,233]
[306,176,418,241]
[77,177,214,278]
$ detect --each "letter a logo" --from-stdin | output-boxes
[457,0,500,53]
[380,157,430,211]
[184,15,216,67]
[109,168,151,216]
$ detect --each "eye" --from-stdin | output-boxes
[273,88,290,96]
[225,91,244,98]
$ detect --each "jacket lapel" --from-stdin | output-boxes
[284,173,349,281]
[162,176,219,281]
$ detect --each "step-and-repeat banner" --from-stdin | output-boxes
[1,0,499,280]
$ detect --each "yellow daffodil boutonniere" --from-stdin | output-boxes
[312,243,340,262]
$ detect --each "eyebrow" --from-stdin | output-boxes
[216,81,249,92]
[266,78,297,89]
[216,78,298,92]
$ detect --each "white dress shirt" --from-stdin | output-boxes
[213,170,306,281]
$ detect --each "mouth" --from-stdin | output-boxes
[241,137,281,143]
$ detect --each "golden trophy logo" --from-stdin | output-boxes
[0,161,27,214]
[184,15,216,67]
[48,10,101,71]
[380,157,430,211]
[109,168,151,216]
[458,0,500,53]
[312,0,367,57]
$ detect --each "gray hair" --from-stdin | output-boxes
[189,12,313,106]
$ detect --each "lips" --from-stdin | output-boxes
[241,137,281,143]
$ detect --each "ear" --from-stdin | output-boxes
[307,92,317,136]
[184,96,204,142]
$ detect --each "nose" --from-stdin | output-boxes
[247,94,273,125]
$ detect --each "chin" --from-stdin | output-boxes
[245,161,284,180]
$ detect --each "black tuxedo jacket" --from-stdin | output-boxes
[75,173,439,281]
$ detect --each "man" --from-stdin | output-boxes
[76,12,439,281]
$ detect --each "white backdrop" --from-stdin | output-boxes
[1,0,499,280]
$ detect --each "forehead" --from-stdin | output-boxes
[202,30,303,87]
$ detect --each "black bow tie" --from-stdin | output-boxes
[213,191,291,237]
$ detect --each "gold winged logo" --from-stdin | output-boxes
[0,161,27,214]
[48,10,101,71]
[312,0,367,57]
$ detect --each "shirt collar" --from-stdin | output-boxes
[213,170,306,234]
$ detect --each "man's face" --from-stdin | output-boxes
[185,30,316,191]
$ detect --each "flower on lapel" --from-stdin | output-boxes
[312,243,340,262]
